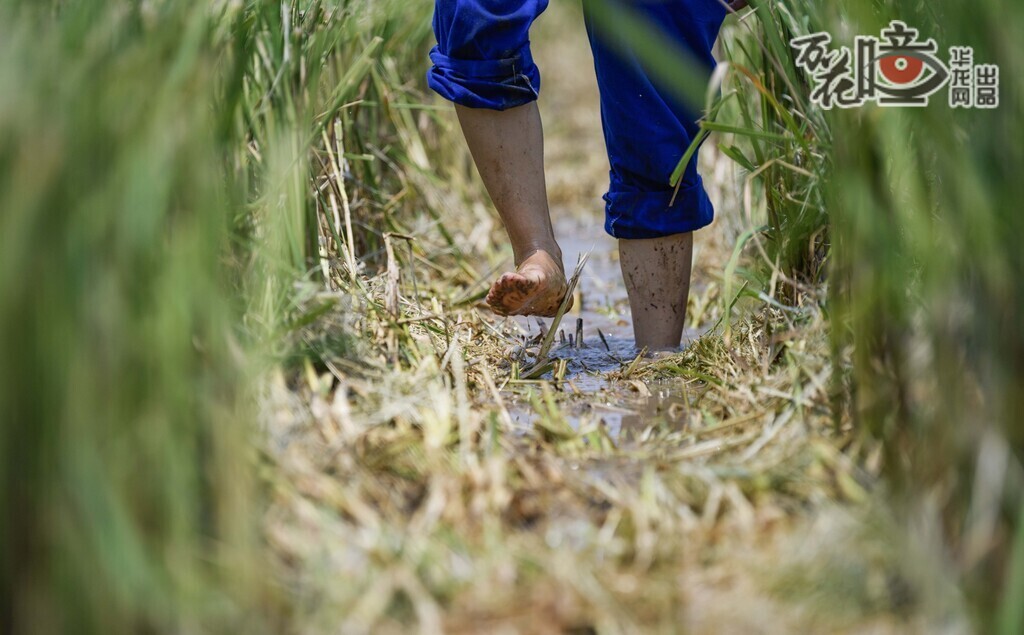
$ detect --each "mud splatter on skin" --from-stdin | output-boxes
[616,233,694,348]
[486,251,571,317]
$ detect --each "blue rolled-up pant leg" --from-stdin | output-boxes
[583,0,727,239]
[427,0,549,110]
[427,0,726,239]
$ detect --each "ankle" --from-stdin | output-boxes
[514,243,563,269]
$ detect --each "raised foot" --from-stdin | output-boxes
[486,250,570,318]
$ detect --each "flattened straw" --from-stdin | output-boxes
[479,365,515,430]
[621,346,648,379]
[687,409,765,439]
[383,233,400,320]
[405,239,422,314]
[314,198,332,284]
[451,342,477,468]
[335,129,359,284]
[537,252,589,360]
[520,359,555,381]
[522,252,590,378]
[535,317,548,340]
[554,358,569,383]
[739,407,793,461]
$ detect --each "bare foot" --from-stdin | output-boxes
[486,250,570,317]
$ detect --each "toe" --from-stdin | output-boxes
[487,272,540,315]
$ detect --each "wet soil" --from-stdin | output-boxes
[499,214,709,439]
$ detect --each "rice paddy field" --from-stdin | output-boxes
[1,0,1022,633]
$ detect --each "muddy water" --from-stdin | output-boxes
[501,214,706,439]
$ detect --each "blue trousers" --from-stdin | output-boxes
[428,0,728,239]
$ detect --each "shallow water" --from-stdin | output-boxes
[501,215,706,439]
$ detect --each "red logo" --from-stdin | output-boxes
[878,54,924,85]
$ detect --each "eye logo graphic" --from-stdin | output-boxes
[879,53,926,86]
[791,21,999,110]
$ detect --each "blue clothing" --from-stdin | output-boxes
[428,0,728,239]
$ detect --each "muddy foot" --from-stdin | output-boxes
[486,250,571,317]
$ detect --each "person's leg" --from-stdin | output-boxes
[455,103,567,317]
[427,0,566,316]
[582,0,727,348]
[618,233,693,350]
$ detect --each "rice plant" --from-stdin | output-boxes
[712,0,1024,630]
[0,1,264,632]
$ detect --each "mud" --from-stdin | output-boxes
[501,214,709,438]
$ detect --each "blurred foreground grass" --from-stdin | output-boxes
[1,0,1022,633]
[0,2,262,631]
[708,0,1024,630]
